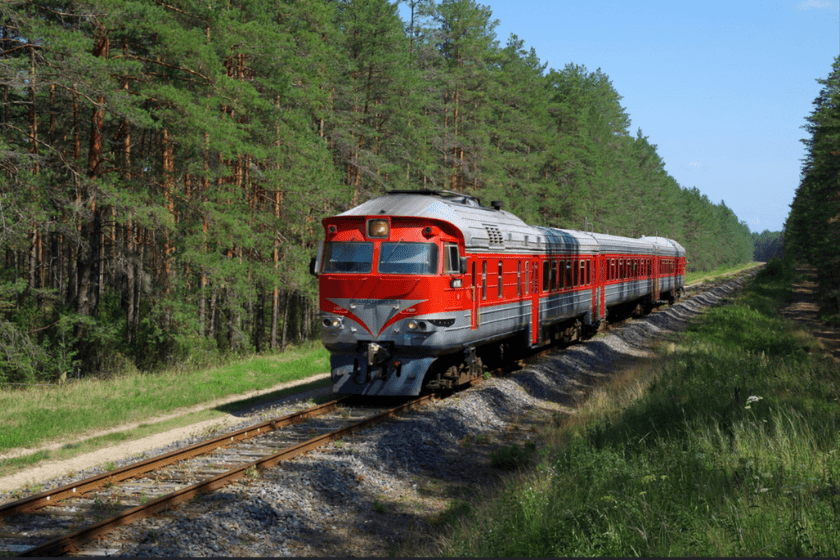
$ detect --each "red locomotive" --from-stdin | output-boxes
[311,190,685,396]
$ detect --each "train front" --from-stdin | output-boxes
[311,206,468,396]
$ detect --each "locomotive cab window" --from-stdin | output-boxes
[379,242,438,275]
[322,242,373,273]
[444,243,460,274]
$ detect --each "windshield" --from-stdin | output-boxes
[379,242,438,275]
[322,242,373,273]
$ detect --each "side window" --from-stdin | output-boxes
[525,261,531,296]
[482,261,487,300]
[517,262,522,297]
[498,261,504,299]
[558,260,565,289]
[584,260,590,285]
[542,260,549,292]
[525,262,529,295]
[444,243,460,274]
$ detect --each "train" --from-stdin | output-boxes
[310,190,685,396]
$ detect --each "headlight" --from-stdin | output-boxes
[323,317,343,328]
[367,219,389,238]
[407,320,418,330]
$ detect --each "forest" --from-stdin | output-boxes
[786,55,840,323]
[752,230,783,263]
[0,0,755,383]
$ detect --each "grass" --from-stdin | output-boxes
[684,261,763,286]
[0,341,330,464]
[430,261,840,557]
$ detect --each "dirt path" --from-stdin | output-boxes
[781,267,840,362]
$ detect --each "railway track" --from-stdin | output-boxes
[0,394,441,556]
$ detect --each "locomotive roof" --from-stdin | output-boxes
[338,191,542,252]
[337,191,682,256]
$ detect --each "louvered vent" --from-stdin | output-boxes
[484,224,504,246]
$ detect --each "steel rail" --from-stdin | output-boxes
[17,393,435,557]
[0,397,348,519]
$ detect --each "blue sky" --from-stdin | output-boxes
[398,0,840,233]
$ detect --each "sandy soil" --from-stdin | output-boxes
[0,374,330,492]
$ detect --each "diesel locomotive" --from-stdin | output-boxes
[310,190,685,396]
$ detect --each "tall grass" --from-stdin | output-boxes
[436,261,840,557]
[0,342,329,452]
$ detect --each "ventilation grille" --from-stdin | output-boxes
[484,224,504,246]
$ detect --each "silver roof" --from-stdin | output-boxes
[640,236,686,257]
[337,192,683,256]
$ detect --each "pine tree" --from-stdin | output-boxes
[786,55,840,314]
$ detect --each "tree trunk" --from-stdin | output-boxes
[199,273,207,336]
[281,290,290,350]
[254,285,265,353]
[270,285,280,349]
[161,128,176,296]
[208,287,217,340]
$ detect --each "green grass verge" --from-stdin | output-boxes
[434,260,840,557]
[0,342,330,454]
[684,261,763,286]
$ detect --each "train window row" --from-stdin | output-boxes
[660,258,676,274]
[478,258,594,301]
[606,258,651,281]
[542,259,591,292]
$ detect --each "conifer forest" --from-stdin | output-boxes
[786,55,840,321]
[1,0,757,382]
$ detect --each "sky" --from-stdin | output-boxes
[397,0,840,233]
